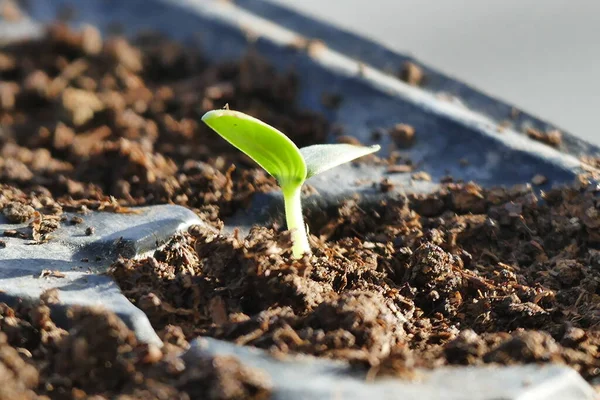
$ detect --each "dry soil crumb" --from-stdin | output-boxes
[526,128,562,148]
[389,123,416,149]
[399,62,424,86]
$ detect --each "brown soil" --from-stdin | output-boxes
[0,20,599,398]
[0,21,328,227]
[0,291,272,399]
[526,127,563,148]
[111,183,600,384]
[399,62,424,87]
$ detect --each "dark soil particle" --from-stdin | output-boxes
[2,200,35,223]
[1,19,600,398]
[389,123,416,149]
[526,127,563,148]
[399,62,424,86]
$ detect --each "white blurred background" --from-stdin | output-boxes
[270,0,600,145]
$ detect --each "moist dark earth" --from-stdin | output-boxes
[0,19,599,399]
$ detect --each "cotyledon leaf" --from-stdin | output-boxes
[300,143,381,179]
[202,110,307,187]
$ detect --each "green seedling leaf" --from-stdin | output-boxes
[202,109,307,187]
[300,143,381,179]
[201,108,380,259]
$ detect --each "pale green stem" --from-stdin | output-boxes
[282,183,311,258]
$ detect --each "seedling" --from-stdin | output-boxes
[202,109,380,258]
